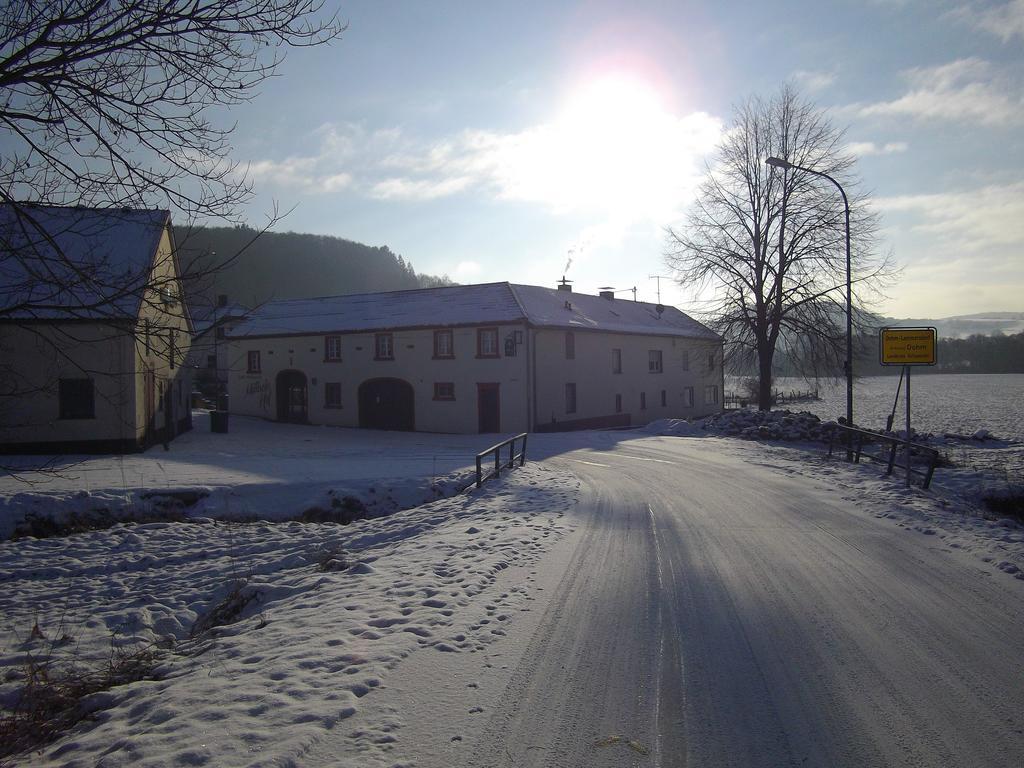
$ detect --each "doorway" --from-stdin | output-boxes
[358,378,415,430]
[276,370,308,423]
[477,383,500,433]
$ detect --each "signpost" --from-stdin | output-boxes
[879,327,937,486]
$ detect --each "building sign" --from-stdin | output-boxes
[879,327,937,366]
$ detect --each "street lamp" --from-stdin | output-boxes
[766,156,853,461]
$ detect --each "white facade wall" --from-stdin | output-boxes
[532,327,724,429]
[0,322,137,444]
[0,226,192,450]
[228,324,531,434]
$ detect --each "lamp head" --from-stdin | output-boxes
[766,156,791,170]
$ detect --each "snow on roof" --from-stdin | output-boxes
[229,282,525,338]
[510,284,720,340]
[230,281,720,341]
[191,303,251,336]
[0,204,170,321]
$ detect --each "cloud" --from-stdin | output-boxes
[877,181,1024,252]
[245,82,724,227]
[950,0,1024,42]
[854,58,1024,126]
[791,69,836,93]
[846,141,908,157]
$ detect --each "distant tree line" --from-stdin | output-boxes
[179,226,454,313]
[729,331,1024,377]
[858,332,1024,375]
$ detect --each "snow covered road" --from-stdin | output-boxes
[459,436,1024,767]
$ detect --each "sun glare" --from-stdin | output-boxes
[492,73,720,222]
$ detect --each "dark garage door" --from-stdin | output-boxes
[358,378,415,431]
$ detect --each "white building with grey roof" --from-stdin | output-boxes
[226,281,723,434]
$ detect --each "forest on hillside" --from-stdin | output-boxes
[178,225,453,315]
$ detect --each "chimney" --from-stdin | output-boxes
[557,277,572,292]
[217,294,228,308]
[599,290,614,300]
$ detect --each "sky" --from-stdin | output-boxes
[224,0,1024,320]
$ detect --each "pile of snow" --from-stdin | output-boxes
[702,409,838,442]
[0,463,579,766]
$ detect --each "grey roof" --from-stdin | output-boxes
[229,282,524,337]
[229,281,720,341]
[0,204,170,321]
[510,284,720,340]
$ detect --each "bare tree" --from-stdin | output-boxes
[0,0,343,220]
[665,85,895,411]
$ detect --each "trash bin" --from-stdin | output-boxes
[210,410,229,433]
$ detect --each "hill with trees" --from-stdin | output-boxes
[179,226,453,314]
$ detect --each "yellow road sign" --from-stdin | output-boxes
[879,327,937,366]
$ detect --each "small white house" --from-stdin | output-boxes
[0,204,193,453]
[226,282,724,434]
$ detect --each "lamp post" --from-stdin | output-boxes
[766,156,853,461]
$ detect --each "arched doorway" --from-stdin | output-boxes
[276,370,308,423]
[358,378,415,431]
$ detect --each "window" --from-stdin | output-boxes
[565,332,575,360]
[565,383,577,414]
[59,378,95,419]
[324,382,342,408]
[433,382,455,401]
[648,350,663,373]
[206,355,217,369]
[661,389,667,407]
[705,385,719,405]
[168,329,176,369]
[325,335,342,361]
[683,387,694,407]
[375,333,394,360]
[682,350,690,371]
[708,351,716,371]
[216,327,225,340]
[144,319,151,354]
[477,327,499,358]
[247,350,261,373]
[612,348,622,374]
[640,392,647,410]
[433,330,454,359]
[615,394,622,413]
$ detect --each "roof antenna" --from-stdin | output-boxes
[648,274,669,305]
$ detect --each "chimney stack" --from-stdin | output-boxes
[599,290,614,300]
[557,276,572,292]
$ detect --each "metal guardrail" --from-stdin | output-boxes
[828,424,940,489]
[475,433,528,488]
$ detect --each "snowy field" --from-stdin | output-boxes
[1,412,1022,765]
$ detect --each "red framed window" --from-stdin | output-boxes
[648,350,663,373]
[324,382,342,408]
[375,333,394,360]
[247,350,261,373]
[477,327,499,358]
[565,331,575,360]
[325,335,342,361]
[433,382,455,401]
[433,329,454,359]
